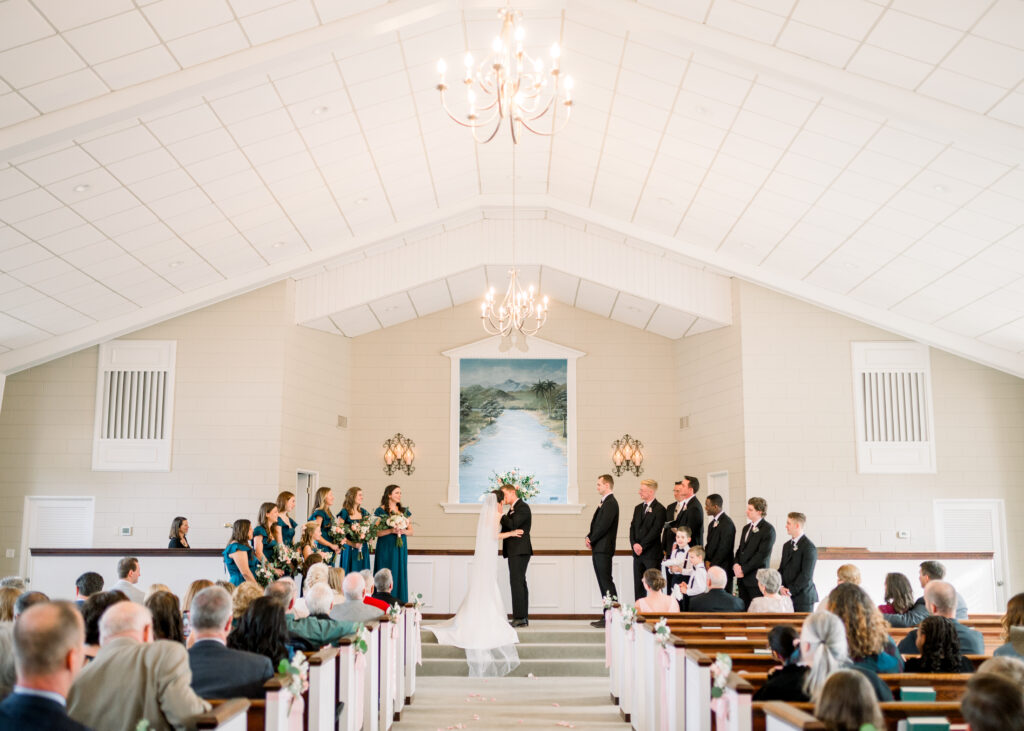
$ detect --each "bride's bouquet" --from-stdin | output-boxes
[343,514,380,559]
[386,513,410,547]
[483,467,540,502]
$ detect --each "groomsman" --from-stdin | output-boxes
[703,493,736,584]
[629,479,666,601]
[733,497,776,608]
[586,474,619,628]
[662,476,704,556]
[778,512,819,612]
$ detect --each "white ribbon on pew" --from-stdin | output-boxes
[659,646,671,731]
[351,647,366,727]
[604,609,612,669]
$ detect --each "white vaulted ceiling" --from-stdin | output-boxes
[0,0,1023,376]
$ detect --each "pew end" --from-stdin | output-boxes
[195,698,250,731]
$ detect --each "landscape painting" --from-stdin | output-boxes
[458,358,568,504]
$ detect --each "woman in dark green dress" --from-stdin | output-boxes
[373,484,413,604]
[308,487,341,565]
[340,486,371,573]
[275,491,299,546]
[223,519,257,586]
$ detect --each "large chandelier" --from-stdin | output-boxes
[436,7,574,144]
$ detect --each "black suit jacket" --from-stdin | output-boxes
[663,497,704,554]
[372,590,402,607]
[629,499,667,559]
[778,535,818,603]
[0,692,91,731]
[500,500,533,557]
[688,589,745,613]
[587,494,619,554]
[188,639,275,699]
[705,513,736,573]
[734,520,776,584]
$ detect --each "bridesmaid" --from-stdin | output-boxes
[297,522,321,561]
[309,487,341,564]
[275,491,299,546]
[168,516,190,549]
[224,519,257,586]
[373,484,413,604]
[340,486,371,574]
[253,502,284,577]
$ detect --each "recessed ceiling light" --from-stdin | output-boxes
[656,196,674,207]
[354,196,369,205]
[272,241,287,249]
[73,184,91,193]
[933,184,947,193]
[694,105,708,115]
[312,106,329,115]
[740,243,755,250]
[843,262,858,270]
[168,260,184,269]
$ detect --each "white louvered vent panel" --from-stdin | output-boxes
[851,342,936,474]
[92,340,176,472]
[938,508,996,553]
[30,503,94,548]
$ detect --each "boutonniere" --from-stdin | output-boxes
[644,506,651,514]
[752,526,759,534]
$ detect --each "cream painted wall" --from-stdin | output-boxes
[734,282,1024,593]
[346,300,682,551]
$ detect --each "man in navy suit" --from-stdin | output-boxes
[733,497,776,608]
[0,601,92,730]
[187,586,274,699]
[629,479,667,601]
[586,474,619,627]
[778,512,819,612]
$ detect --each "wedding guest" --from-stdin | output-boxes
[835,564,861,586]
[635,568,680,614]
[994,592,1024,660]
[223,519,258,586]
[110,557,145,604]
[253,502,282,573]
[301,552,324,581]
[180,579,213,641]
[13,591,48,618]
[827,583,903,674]
[918,561,968,619]
[0,602,90,731]
[0,578,26,590]
[227,597,291,667]
[340,486,372,574]
[288,584,357,650]
[767,624,800,667]
[330,574,383,623]
[303,564,330,596]
[0,587,20,620]
[81,591,128,662]
[903,616,975,673]
[309,487,341,564]
[74,573,103,606]
[733,497,776,608]
[687,567,744,612]
[214,581,235,594]
[961,673,1024,731]
[753,611,846,702]
[328,568,346,605]
[145,591,185,644]
[374,484,413,604]
[0,623,13,701]
[231,583,263,626]
[896,580,984,655]
[144,584,171,602]
[629,479,667,601]
[814,670,884,731]
[187,587,274,699]
[976,655,1024,685]
[167,516,190,549]
[749,569,794,613]
[371,569,401,608]
[878,572,916,616]
[297,521,321,561]
[275,491,299,546]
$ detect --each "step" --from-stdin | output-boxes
[421,628,605,645]
[418,657,609,677]
[421,642,605,660]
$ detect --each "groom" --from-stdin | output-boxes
[499,484,532,627]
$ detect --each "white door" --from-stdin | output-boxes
[20,497,95,579]
[934,499,1010,607]
[707,471,730,518]
[295,470,317,521]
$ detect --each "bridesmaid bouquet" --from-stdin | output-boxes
[272,543,301,576]
[344,515,380,559]
[324,519,347,546]
[254,560,276,587]
[386,513,410,547]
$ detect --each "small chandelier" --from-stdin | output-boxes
[436,7,574,144]
[383,433,415,475]
[611,434,644,477]
[481,269,548,347]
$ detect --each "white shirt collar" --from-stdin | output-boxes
[192,636,227,646]
[749,517,762,528]
[713,512,725,522]
[14,687,66,707]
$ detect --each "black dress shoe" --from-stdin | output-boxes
[590,619,605,628]
[511,619,529,627]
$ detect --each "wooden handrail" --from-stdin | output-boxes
[685,648,714,666]
[194,698,250,729]
[761,701,825,730]
[263,676,286,690]
[726,673,754,695]
[307,646,339,665]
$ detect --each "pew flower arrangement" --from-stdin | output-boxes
[386,602,402,621]
[602,591,617,610]
[709,653,733,700]
[353,624,370,654]
[484,468,540,502]
[277,654,309,713]
[412,592,424,610]
[652,617,671,645]
[620,605,638,633]
[135,722,151,731]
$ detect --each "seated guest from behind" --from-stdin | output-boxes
[752,624,806,701]
[918,560,968,619]
[371,569,401,608]
[828,583,903,674]
[904,616,975,673]
[896,580,984,655]
[814,670,884,731]
[187,586,273,699]
[267,579,355,649]
[976,655,1024,685]
[304,563,331,596]
[227,597,291,667]
[994,592,1024,660]
[330,573,384,623]
[0,624,13,700]
[754,611,847,702]
[0,602,90,731]
[181,580,213,642]
[14,591,49,619]
[230,583,263,628]
[0,587,19,621]
[878,572,919,619]
[80,591,128,662]
[145,591,184,644]
[688,566,744,612]
[74,573,103,607]
[328,567,346,605]
[835,564,860,586]
[68,602,210,731]
[167,516,190,549]
[109,557,145,604]
[748,568,793,613]
[635,568,680,614]
[961,673,1024,731]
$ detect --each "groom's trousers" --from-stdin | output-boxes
[508,555,531,620]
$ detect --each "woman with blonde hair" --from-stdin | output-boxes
[231,582,263,624]
[635,568,680,614]
[0,587,21,621]
[297,521,321,561]
[814,670,884,731]
[994,592,1024,660]
[304,563,330,595]
[181,579,213,641]
[144,583,171,602]
[309,486,340,563]
[340,486,371,574]
[275,491,299,546]
[827,583,902,674]
[328,567,346,604]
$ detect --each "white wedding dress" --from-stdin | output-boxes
[427,493,520,677]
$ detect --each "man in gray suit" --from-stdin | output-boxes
[329,573,384,623]
[68,601,209,731]
[109,557,145,604]
[188,586,273,699]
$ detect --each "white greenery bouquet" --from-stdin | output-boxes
[386,513,410,547]
[483,467,540,502]
[277,654,308,713]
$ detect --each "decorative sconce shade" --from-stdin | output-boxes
[611,434,644,476]
[383,433,415,475]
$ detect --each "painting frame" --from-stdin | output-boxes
[442,336,585,514]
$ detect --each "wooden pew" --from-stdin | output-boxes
[206,677,289,731]
[761,702,824,731]
[753,702,964,731]
[306,646,338,731]
[739,672,973,701]
[718,674,754,731]
[195,699,250,731]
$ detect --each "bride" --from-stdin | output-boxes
[427,489,520,677]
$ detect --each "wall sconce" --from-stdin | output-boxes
[383,433,415,475]
[611,434,644,476]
